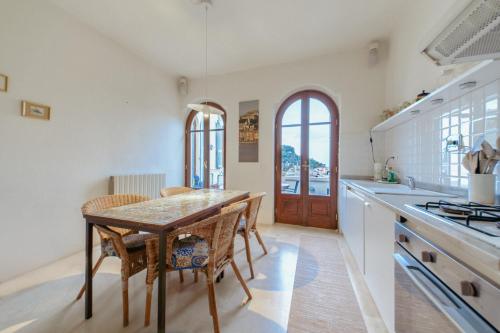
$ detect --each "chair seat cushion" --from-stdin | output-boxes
[172,235,209,270]
[101,233,156,256]
[124,233,157,250]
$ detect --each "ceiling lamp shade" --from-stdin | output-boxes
[187,102,224,115]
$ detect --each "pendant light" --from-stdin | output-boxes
[187,0,223,116]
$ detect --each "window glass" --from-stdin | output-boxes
[281,126,301,194]
[190,112,204,131]
[210,113,224,130]
[209,130,224,189]
[309,123,330,196]
[282,100,302,126]
[190,131,204,188]
[309,98,331,123]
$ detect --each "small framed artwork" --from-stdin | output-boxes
[0,74,7,92]
[239,100,259,162]
[21,101,51,120]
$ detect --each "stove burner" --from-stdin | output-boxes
[414,200,500,237]
[438,204,472,215]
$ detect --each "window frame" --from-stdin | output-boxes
[185,102,226,189]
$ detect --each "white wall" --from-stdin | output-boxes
[0,0,183,282]
[384,0,473,108]
[182,50,387,224]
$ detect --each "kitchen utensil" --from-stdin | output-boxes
[462,153,471,172]
[481,140,495,158]
[479,151,489,174]
[471,152,480,174]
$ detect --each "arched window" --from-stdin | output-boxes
[185,102,226,189]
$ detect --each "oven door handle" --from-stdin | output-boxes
[395,253,459,307]
[394,253,495,333]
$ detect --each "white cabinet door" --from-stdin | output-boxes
[343,187,365,274]
[364,198,395,333]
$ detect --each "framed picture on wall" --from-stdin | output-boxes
[239,100,259,162]
[21,101,51,120]
[0,74,8,92]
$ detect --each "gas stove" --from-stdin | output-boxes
[411,200,500,237]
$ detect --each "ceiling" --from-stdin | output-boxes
[50,0,409,77]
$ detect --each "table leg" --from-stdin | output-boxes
[85,222,93,319]
[158,231,166,333]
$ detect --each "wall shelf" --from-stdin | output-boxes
[372,59,500,132]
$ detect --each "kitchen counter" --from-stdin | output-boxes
[340,178,500,287]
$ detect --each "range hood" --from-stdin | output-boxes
[423,0,500,66]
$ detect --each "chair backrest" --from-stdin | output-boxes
[162,202,247,272]
[81,194,150,237]
[160,186,193,197]
[240,192,266,230]
[215,202,247,263]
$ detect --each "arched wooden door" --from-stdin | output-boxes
[275,90,339,229]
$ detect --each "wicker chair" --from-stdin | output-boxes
[237,192,267,279]
[77,194,155,327]
[160,186,194,197]
[144,202,251,332]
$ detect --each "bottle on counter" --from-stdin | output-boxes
[387,167,398,183]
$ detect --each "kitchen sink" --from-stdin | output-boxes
[352,181,457,197]
[364,185,456,197]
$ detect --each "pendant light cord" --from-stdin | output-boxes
[204,4,208,106]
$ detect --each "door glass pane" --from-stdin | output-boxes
[282,100,302,126]
[209,129,224,189]
[309,123,330,196]
[210,113,224,129]
[281,126,301,194]
[190,131,204,188]
[309,98,331,124]
[190,112,205,131]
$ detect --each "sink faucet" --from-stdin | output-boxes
[407,176,416,190]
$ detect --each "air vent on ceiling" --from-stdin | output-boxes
[423,0,500,65]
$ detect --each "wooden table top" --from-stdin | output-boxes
[84,189,249,232]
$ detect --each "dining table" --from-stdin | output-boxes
[82,189,249,333]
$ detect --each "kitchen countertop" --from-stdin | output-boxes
[340,178,500,287]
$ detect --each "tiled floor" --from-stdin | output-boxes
[0,224,387,333]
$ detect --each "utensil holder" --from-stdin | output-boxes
[468,174,496,204]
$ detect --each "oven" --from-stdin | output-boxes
[394,221,499,333]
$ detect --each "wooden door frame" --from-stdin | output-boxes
[185,102,227,189]
[274,90,339,228]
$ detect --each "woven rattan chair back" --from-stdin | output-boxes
[81,194,150,238]
[240,192,265,231]
[159,186,193,197]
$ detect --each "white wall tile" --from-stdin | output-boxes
[384,79,500,189]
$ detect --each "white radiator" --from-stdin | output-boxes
[110,173,166,199]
